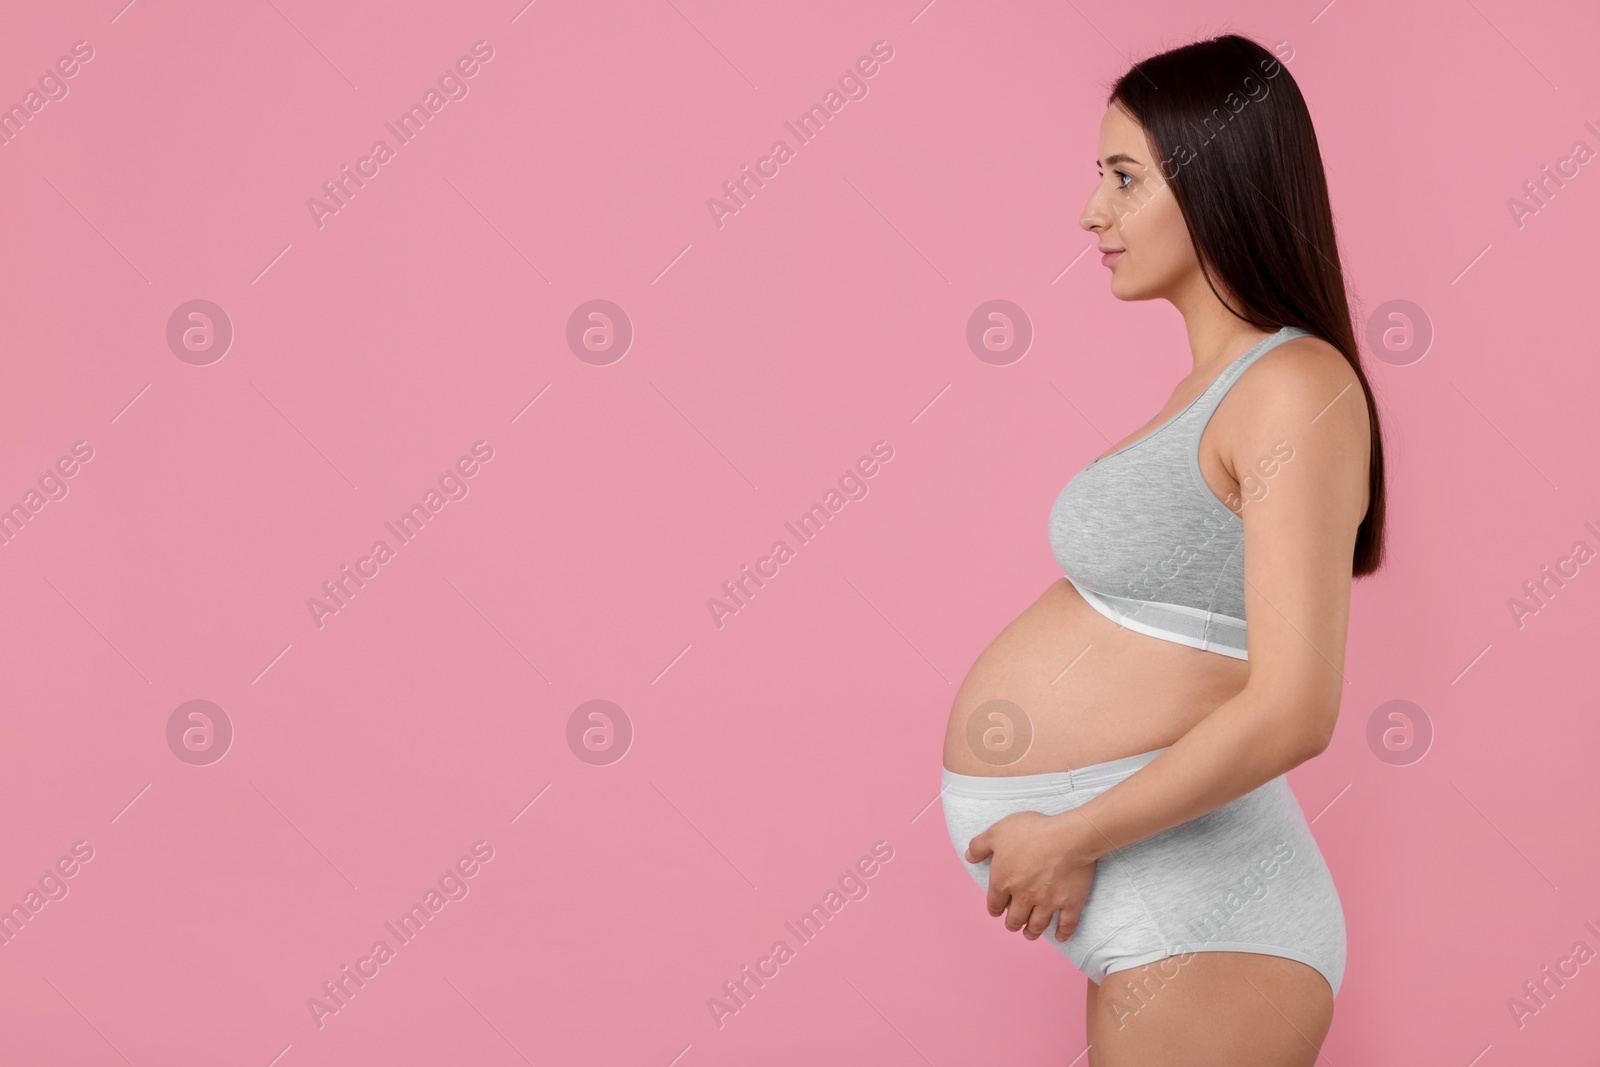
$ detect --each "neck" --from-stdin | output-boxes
[1170,275,1276,378]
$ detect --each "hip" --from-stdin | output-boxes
[939,748,1346,996]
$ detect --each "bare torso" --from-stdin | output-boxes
[940,577,1249,775]
[941,400,1256,777]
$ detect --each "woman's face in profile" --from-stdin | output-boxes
[1081,104,1199,301]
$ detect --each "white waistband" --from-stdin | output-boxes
[941,746,1170,797]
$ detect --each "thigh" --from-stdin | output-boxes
[1086,951,1332,1067]
[1084,978,1100,1060]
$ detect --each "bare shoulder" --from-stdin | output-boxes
[1228,332,1370,456]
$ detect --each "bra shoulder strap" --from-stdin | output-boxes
[1188,326,1312,425]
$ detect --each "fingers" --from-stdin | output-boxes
[985,884,1010,917]
[964,832,991,864]
[1005,900,1044,936]
[999,899,1079,942]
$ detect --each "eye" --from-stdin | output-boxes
[1114,169,1133,190]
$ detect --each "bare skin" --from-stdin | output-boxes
[1085,955,1334,1066]
[944,102,1370,1063]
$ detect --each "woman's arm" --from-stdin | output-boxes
[967,337,1373,941]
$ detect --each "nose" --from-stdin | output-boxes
[1080,187,1112,234]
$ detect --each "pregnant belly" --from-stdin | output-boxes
[940,578,1250,776]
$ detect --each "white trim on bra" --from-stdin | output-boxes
[1064,573,1249,660]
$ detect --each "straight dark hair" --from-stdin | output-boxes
[1108,34,1386,576]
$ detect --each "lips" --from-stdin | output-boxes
[1101,249,1124,266]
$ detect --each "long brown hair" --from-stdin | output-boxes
[1109,34,1386,575]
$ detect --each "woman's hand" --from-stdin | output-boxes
[965,809,1101,942]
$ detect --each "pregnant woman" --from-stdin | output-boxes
[940,35,1385,1065]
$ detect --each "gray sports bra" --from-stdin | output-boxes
[1048,325,1311,660]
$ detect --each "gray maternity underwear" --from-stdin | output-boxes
[941,747,1345,997]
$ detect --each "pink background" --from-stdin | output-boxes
[2,0,1598,1063]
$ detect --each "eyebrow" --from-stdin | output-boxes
[1096,153,1143,167]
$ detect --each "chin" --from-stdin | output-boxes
[1107,263,1171,301]
[1108,276,1151,301]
